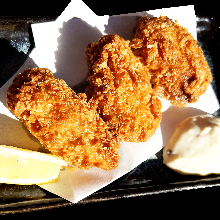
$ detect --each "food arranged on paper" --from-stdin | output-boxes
[85,34,162,142]
[7,68,120,171]
[0,15,215,186]
[130,16,212,107]
[163,115,220,176]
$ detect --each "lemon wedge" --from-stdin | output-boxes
[0,145,67,185]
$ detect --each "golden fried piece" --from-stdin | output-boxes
[7,68,120,170]
[85,34,162,142]
[130,16,213,107]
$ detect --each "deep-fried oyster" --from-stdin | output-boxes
[130,16,213,107]
[7,68,120,170]
[85,34,162,142]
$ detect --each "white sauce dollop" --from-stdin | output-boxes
[163,114,220,176]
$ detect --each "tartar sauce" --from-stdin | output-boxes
[163,114,220,175]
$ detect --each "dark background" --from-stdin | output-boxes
[1,1,220,216]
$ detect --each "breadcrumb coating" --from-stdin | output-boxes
[130,16,213,107]
[85,34,162,142]
[7,68,120,170]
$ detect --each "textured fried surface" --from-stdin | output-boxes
[130,16,213,107]
[7,68,120,170]
[85,34,162,142]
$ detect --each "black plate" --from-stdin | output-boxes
[0,15,220,214]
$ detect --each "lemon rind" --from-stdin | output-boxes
[0,173,60,185]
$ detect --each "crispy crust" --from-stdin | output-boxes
[7,68,120,170]
[130,16,213,107]
[85,34,162,142]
